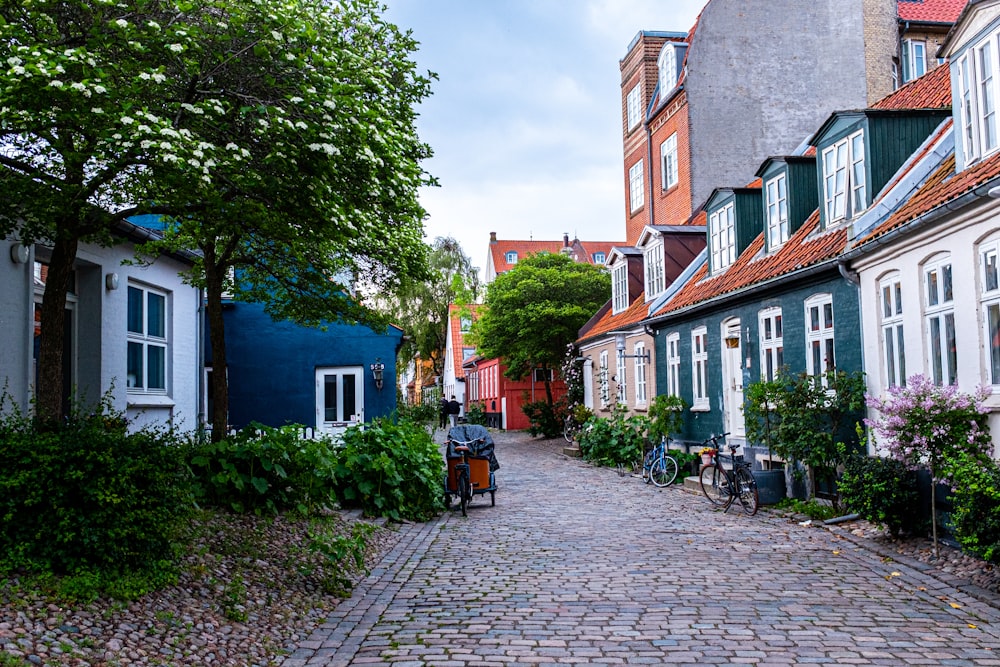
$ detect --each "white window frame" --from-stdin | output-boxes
[666,332,681,398]
[822,129,866,225]
[626,83,641,131]
[660,133,679,190]
[593,252,605,264]
[805,293,835,378]
[957,35,1000,166]
[924,256,956,386]
[505,251,518,264]
[709,202,736,273]
[691,326,709,409]
[616,348,627,404]
[612,263,629,314]
[633,343,647,406]
[880,274,906,388]
[758,307,783,382]
[980,237,1000,386]
[658,43,677,92]
[127,283,169,394]
[644,240,665,299]
[629,159,644,212]
[903,39,927,82]
[765,173,789,250]
[599,350,610,407]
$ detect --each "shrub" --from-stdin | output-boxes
[838,454,920,537]
[647,394,685,443]
[334,418,443,521]
[187,423,339,515]
[949,455,1000,563]
[465,402,487,426]
[521,398,562,438]
[395,400,436,428]
[578,408,649,468]
[0,400,193,595]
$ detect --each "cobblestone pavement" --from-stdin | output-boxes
[283,430,1000,666]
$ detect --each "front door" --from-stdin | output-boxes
[315,367,363,436]
[721,318,745,439]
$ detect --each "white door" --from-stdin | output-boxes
[721,319,746,438]
[315,367,364,436]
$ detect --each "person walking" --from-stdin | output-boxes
[448,395,461,428]
[439,395,449,430]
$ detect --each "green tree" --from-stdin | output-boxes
[470,252,610,407]
[379,237,480,378]
[0,0,434,429]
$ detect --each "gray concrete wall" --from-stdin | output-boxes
[685,0,887,211]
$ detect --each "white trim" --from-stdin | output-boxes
[626,83,642,130]
[765,173,789,250]
[666,332,681,398]
[879,274,906,388]
[923,255,957,386]
[660,133,678,190]
[629,159,644,212]
[709,202,736,273]
[691,326,709,409]
[804,293,835,377]
[758,307,783,382]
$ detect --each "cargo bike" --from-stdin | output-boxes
[443,424,500,516]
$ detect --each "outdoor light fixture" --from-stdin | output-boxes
[9,243,28,264]
[105,272,120,291]
[614,332,650,363]
[370,358,385,390]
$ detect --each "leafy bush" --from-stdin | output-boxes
[838,454,920,537]
[667,448,699,480]
[187,423,339,515]
[647,394,685,443]
[465,401,487,426]
[949,455,1000,563]
[395,400,437,428]
[773,498,841,522]
[578,409,649,468]
[0,400,192,596]
[521,398,562,438]
[334,418,443,521]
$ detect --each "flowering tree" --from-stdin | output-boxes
[0,0,433,429]
[866,374,994,553]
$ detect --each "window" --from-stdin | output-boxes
[644,240,665,298]
[660,133,679,190]
[924,257,956,386]
[626,83,641,130]
[903,39,927,82]
[612,263,628,313]
[956,36,1000,165]
[599,350,610,406]
[765,173,789,250]
[658,44,677,92]
[822,130,866,224]
[880,275,906,388]
[666,333,681,398]
[127,284,168,393]
[709,202,736,273]
[460,315,472,333]
[593,252,606,264]
[805,294,835,377]
[980,237,1000,385]
[505,251,518,264]
[691,327,709,408]
[759,308,783,382]
[616,348,627,404]
[633,343,647,406]
[532,368,554,382]
[629,159,644,212]
[462,347,475,362]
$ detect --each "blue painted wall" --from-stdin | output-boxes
[209,301,401,430]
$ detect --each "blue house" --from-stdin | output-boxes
[208,301,402,436]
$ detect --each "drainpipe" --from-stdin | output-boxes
[196,287,205,441]
[645,119,655,227]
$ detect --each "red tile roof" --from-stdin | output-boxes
[489,238,621,275]
[897,0,967,24]
[449,304,483,380]
[872,59,952,110]
[580,291,649,342]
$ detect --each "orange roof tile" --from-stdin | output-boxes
[872,60,952,110]
[897,0,967,24]
[580,292,650,343]
[449,303,483,380]
[489,238,622,274]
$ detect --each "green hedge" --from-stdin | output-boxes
[838,454,920,537]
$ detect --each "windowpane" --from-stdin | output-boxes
[946,313,957,386]
[895,283,903,315]
[824,303,834,328]
[930,316,943,384]
[343,374,357,418]
[990,304,1000,383]
[324,374,338,421]
[127,287,144,334]
[775,315,782,338]
[127,342,143,388]
[897,326,907,385]
[147,293,165,338]
[885,330,896,387]
[981,41,996,151]
[147,345,165,390]
[986,250,999,292]
[882,286,892,318]
[927,269,939,307]
[810,306,820,331]
[943,264,953,302]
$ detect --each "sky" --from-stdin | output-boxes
[381,0,707,277]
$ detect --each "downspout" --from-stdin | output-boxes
[196,287,205,441]
[645,119,655,227]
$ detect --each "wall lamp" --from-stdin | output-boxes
[615,332,650,363]
[9,243,29,264]
[370,358,386,391]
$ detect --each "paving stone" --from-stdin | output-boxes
[286,431,1000,665]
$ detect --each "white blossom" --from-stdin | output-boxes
[147,21,161,30]
[48,80,64,88]
[93,85,107,94]
[152,73,166,84]
[7,57,21,67]
[11,66,25,76]
[226,143,240,151]
[168,43,183,53]
[139,72,151,80]
[115,19,128,29]
[91,108,104,114]
[121,116,135,125]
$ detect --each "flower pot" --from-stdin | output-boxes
[701,453,713,465]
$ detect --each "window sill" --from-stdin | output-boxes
[981,391,1000,412]
[127,394,175,408]
[690,402,711,413]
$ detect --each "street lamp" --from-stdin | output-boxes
[370,358,386,391]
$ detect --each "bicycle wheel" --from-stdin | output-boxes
[641,450,655,484]
[649,455,679,487]
[699,464,729,505]
[563,418,574,443]
[457,470,470,517]
[734,467,759,516]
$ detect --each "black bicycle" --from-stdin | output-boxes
[698,433,759,515]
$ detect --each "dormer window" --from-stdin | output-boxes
[956,36,999,166]
[612,263,628,313]
[593,252,606,264]
[822,129,866,225]
[903,39,927,83]
[644,240,665,299]
[709,202,736,273]
[626,83,641,131]
[765,172,789,250]
[658,44,677,92]
[505,251,518,264]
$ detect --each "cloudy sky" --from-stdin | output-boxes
[382,0,706,277]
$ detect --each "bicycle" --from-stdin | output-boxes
[641,436,679,487]
[698,433,759,515]
[563,413,582,443]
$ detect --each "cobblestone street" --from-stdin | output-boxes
[284,430,1000,666]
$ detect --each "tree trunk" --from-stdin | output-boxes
[204,255,230,442]
[36,235,79,425]
[543,366,553,406]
